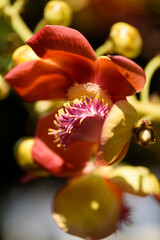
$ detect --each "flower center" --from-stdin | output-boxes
[67,82,112,105]
[48,95,111,147]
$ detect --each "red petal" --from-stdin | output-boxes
[155,194,160,204]
[43,51,96,85]
[32,110,94,176]
[110,55,146,93]
[5,54,96,101]
[96,56,145,100]
[5,60,70,101]
[5,26,100,102]
[27,25,97,90]
[27,25,97,61]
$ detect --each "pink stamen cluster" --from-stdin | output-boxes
[48,95,111,147]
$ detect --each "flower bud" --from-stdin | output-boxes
[34,100,64,117]
[53,173,123,239]
[0,75,10,100]
[64,0,89,11]
[14,137,50,177]
[12,45,39,66]
[133,120,156,147]
[43,1,72,26]
[109,22,143,59]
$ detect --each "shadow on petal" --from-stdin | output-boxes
[96,100,138,166]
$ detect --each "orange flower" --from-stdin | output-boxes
[5,25,146,176]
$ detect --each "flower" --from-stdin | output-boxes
[5,25,146,176]
[53,170,129,240]
[53,165,160,239]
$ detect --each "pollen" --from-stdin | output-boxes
[67,82,112,105]
[48,95,111,147]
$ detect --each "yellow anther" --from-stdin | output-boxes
[58,108,64,116]
[57,143,62,147]
[95,94,99,99]
[64,102,70,107]
[79,117,84,124]
[48,132,53,135]
[54,120,58,125]
[74,98,81,104]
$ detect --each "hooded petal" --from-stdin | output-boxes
[53,173,122,239]
[96,100,138,166]
[5,26,97,101]
[27,25,97,61]
[96,56,145,100]
[41,51,97,85]
[27,25,97,89]
[32,110,94,176]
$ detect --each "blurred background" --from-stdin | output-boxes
[0,0,160,239]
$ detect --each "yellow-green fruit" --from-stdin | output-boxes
[53,173,122,239]
[109,165,160,196]
[14,137,50,177]
[43,1,72,26]
[109,22,143,59]
[12,45,39,66]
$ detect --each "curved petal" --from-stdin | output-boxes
[5,59,70,101]
[27,25,97,61]
[5,53,96,101]
[96,56,145,100]
[96,100,138,166]
[109,165,160,196]
[95,141,130,167]
[110,55,146,93]
[32,110,94,176]
[43,51,97,85]
[27,26,97,90]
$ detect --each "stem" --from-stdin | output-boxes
[4,2,33,43]
[140,54,160,103]
[127,97,160,122]
[95,39,114,57]
[34,18,47,33]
